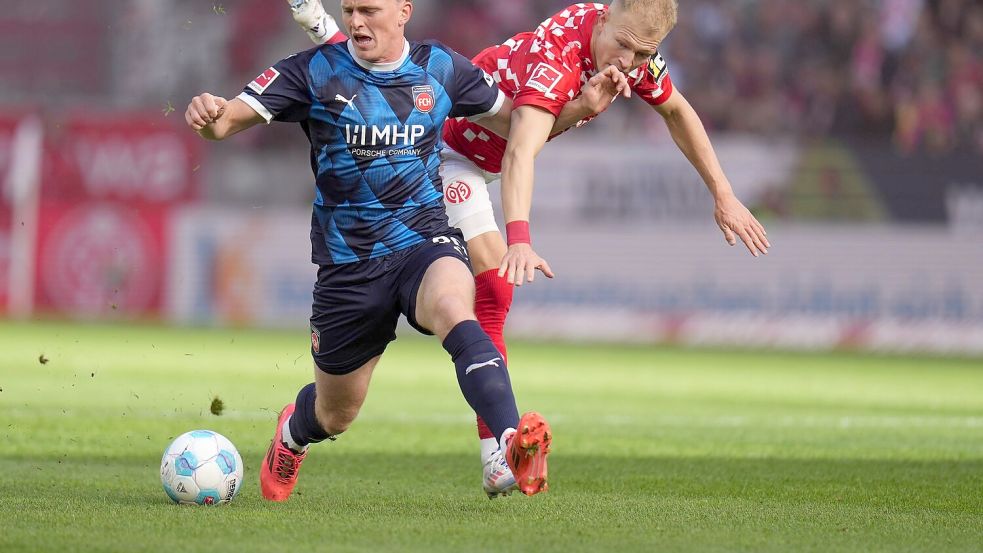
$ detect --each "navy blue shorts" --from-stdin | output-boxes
[309,232,470,375]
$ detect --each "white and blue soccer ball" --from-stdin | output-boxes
[160,430,243,505]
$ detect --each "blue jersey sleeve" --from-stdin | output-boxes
[237,50,313,123]
[442,46,504,120]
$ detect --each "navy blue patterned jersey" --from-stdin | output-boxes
[238,40,503,265]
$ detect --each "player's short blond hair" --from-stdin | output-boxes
[611,0,678,36]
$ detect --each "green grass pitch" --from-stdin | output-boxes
[1,320,981,552]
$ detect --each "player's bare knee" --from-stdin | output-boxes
[430,293,474,337]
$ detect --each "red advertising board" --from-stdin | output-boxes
[34,113,199,317]
[0,112,200,318]
[22,112,202,318]
[0,113,27,313]
[44,112,201,205]
[33,202,169,317]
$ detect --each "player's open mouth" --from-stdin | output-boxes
[353,34,373,48]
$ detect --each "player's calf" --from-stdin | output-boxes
[443,320,521,443]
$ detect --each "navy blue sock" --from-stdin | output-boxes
[287,383,332,447]
[443,320,520,441]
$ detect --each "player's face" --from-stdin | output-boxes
[340,0,412,63]
[591,9,666,73]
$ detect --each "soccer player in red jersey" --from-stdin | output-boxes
[289,0,769,497]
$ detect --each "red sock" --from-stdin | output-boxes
[474,269,513,361]
[473,269,514,440]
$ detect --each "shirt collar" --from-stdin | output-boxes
[347,38,410,71]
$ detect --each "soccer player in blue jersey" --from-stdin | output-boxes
[184,0,559,500]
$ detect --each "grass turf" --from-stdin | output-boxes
[0,320,981,552]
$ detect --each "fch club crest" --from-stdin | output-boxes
[413,85,435,113]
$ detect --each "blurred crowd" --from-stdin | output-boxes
[3,0,980,156]
[419,0,983,156]
[671,0,982,155]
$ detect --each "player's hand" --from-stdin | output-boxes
[185,93,228,131]
[714,193,770,257]
[577,65,632,116]
[497,243,554,286]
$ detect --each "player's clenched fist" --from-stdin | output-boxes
[185,93,228,131]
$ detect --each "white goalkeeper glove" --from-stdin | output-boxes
[288,0,341,45]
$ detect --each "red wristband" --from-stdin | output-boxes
[506,221,531,245]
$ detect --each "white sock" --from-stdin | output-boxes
[480,437,498,464]
[280,415,308,453]
[498,428,516,457]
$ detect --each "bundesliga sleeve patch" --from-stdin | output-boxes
[526,62,563,94]
[247,67,280,95]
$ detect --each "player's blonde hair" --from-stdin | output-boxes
[611,0,678,36]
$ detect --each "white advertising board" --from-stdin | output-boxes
[167,205,982,355]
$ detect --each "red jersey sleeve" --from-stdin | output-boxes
[629,52,674,106]
[511,47,583,117]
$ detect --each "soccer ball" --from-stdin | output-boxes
[160,430,243,505]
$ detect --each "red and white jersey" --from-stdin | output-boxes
[443,3,674,173]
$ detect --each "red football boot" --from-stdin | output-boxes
[260,404,308,502]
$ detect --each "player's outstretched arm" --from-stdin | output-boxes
[552,65,631,134]
[654,90,770,257]
[498,105,556,286]
[288,0,346,45]
[186,94,265,141]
